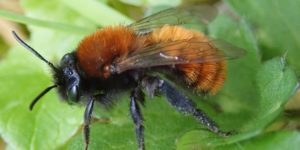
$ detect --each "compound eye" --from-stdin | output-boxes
[61,53,75,66]
[68,85,79,102]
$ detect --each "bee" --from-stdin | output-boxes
[13,5,245,150]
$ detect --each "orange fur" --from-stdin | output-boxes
[76,26,139,78]
[150,25,226,94]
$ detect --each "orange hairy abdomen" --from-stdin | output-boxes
[150,25,226,94]
[76,26,139,78]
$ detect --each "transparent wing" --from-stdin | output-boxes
[115,39,246,73]
[128,5,218,34]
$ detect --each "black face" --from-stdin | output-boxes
[12,30,84,108]
[55,53,81,103]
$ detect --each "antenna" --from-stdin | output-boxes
[29,85,57,110]
[12,31,58,72]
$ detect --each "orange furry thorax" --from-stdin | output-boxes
[76,26,140,78]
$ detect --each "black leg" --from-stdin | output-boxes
[140,76,231,136]
[159,80,232,136]
[130,90,145,150]
[83,97,95,150]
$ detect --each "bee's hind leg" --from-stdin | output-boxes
[141,76,232,136]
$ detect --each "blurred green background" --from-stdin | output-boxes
[0,0,300,150]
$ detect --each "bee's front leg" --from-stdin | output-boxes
[130,88,145,150]
[83,96,95,150]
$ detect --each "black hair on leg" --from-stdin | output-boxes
[130,89,145,150]
[159,80,232,136]
[83,96,95,150]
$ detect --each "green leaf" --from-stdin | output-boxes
[21,0,98,30]
[216,131,300,150]
[121,0,181,7]
[61,0,133,26]
[119,0,146,6]
[252,57,298,128]
[226,0,300,76]
[0,38,9,58]
[146,0,181,6]
[0,9,92,34]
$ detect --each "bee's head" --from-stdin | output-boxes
[12,31,82,110]
[54,53,81,103]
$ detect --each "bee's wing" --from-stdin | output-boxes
[115,39,246,73]
[128,5,218,34]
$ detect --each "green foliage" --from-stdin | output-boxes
[0,9,92,34]
[0,0,299,150]
[216,131,300,150]
[226,0,300,75]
